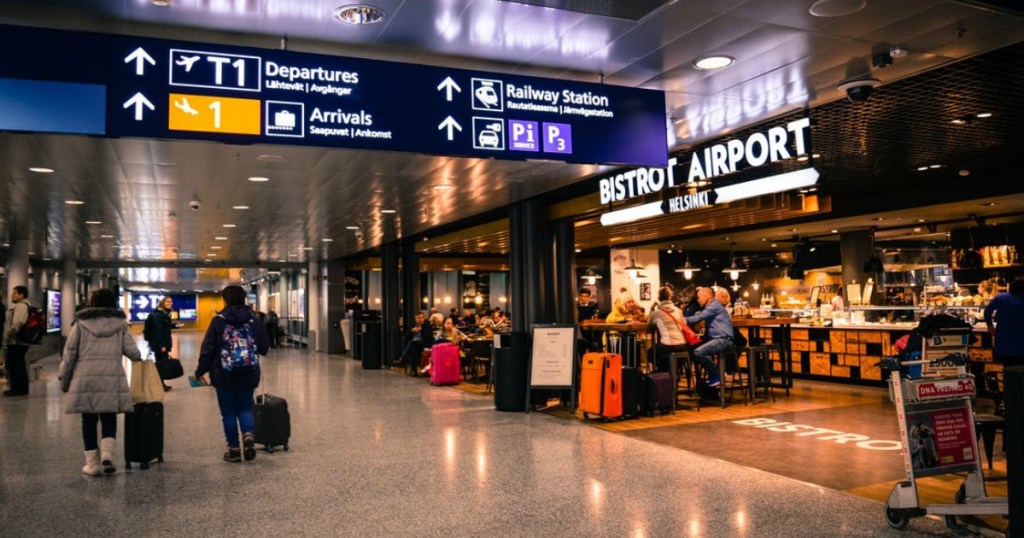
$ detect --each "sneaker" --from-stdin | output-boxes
[706,375,721,387]
[242,433,256,461]
[223,448,241,463]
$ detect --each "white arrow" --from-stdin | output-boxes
[124,47,156,76]
[134,296,150,308]
[438,116,462,141]
[436,76,461,102]
[123,92,155,121]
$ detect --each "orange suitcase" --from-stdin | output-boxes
[579,352,622,420]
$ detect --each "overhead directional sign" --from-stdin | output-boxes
[0,24,668,166]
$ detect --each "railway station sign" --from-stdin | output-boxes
[0,24,668,166]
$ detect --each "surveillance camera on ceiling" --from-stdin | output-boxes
[837,77,880,103]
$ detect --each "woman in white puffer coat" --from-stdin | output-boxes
[59,289,142,475]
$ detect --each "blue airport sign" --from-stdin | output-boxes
[0,24,668,166]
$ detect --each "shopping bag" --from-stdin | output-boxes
[156,357,184,380]
[131,360,165,403]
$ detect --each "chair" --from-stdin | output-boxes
[668,351,699,411]
[974,371,1006,470]
[715,346,749,408]
[741,345,776,403]
[469,340,494,387]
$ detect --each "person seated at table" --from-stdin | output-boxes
[459,307,477,328]
[400,312,435,376]
[716,287,734,316]
[577,289,599,322]
[714,287,746,372]
[607,289,646,323]
[684,287,734,387]
[648,287,689,373]
[477,309,497,335]
[492,310,510,332]
[437,317,468,343]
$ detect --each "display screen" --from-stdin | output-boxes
[45,289,61,333]
[129,292,198,323]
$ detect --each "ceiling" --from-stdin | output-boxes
[2,0,1024,290]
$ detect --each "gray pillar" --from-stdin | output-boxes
[554,220,576,324]
[381,242,401,367]
[6,238,29,297]
[326,260,346,354]
[308,261,321,351]
[839,230,874,304]
[401,238,420,343]
[61,259,76,336]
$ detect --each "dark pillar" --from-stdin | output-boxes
[381,241,401,368]
[840,230,874,304]
[509,200,545,331]
[553,220,576,324]
[1006,366,1023,532]
[401,237,420,343]
[326,259,346,354]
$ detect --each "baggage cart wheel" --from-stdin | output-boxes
[884,503,909,530]
[283,445,289,451]
[140,462,150,470]
[266,446,275,453]
[954,484,966,504]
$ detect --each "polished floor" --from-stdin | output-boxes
[1,332,960,537]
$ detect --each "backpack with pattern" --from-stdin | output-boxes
[219,315,258,372]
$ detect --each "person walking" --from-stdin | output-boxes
[143,296,174,392]
[3,285,32,397]
[266,310,279,348]
[194,285,270,463]
[984,276,1024,367]
[58,288,143,475]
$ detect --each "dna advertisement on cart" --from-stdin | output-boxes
[905,406,976,471]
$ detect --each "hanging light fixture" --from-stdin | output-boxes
[623,258,644,280]
[674,256,701,280]
[751,281,760,290]
[722,258,747,280]
[581,269,603,286]
[730,282,740,292]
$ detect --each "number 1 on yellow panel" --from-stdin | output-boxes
[168,93,261,135]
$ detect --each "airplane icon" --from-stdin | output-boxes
[175,55,201,72]
[174,97,199,116]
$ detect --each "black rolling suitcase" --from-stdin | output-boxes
[254,394,290,452]
[643,372,675,416]
[124,402,164,471]
[621,367,644,419]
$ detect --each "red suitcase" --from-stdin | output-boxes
[579,352,622,420]
[430,342,462,385]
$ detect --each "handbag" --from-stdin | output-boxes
[130,360,165,403]
[156,357,185,380]
[666,311,702,346]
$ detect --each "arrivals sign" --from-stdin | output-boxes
[597,118,817,225]
[0,24,668,166]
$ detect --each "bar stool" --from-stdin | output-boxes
[668,351,699,411]
[715,346,749,408]
[742,345,776,403]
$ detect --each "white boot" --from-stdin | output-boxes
[99,437,116,474]
[82,450,102,476]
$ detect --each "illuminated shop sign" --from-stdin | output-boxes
[597,118,816,226]
[0,24,667,166]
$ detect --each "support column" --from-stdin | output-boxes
[1006,366,1023,532]
[554,220,576,324]
[401,238,420,342]
[6,238,29,297]
[326,259,346,354]
[839,230,874,304]
[61,259,76,336]
[308,261,321,351]
[509,200,547,331]
[381,241,401,367]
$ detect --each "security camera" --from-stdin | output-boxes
[837,78,880,103]
[355,230,364,239]
[189,199,201,210]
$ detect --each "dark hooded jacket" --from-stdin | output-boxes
[196,305,270,388]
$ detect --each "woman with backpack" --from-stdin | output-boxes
[194,285,269,463]
[58,288,143,475]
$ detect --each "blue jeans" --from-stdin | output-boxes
[215,383,256,449]
[692,337,732,376]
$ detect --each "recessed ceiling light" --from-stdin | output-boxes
[206,253,216,257]
[322,238,334,242]
[256,154,286,163]
[100,234,114,239]
[29,167,54,173]
[65,199,84,205]
[917,219,927,223]
[929,164,942,169]
[789,228,798,232]
[222,224,237,228]
[278,259,287,262]
[761,238,768,242]
[43,257,52,261]
[797,155,809,162]
[809,0,867,17]
[232,205,250,210]
[210,246,222,250]
[215,236,228,240]
[982,202,998,207]
[959,169,971,177]
[248,176,270,182]
[830,229,838,233]
[150,0,170,6]
[335,4,385,25]
[574,248,581,253]
[916,166,929,171]
[345,226,360,230]
[380,209,396,214]
[913,227,922,232]
[433,184,454,191]
[873,217,885,221]
[85,220,102,225]
[770,243,778,248]
[693,55,735,70]
[812,153,821,159]
[976,112,992,118]
[950,118,967,125]
[302,247,313,251]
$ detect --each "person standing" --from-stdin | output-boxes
[3,285,32,397]
[194,285,270,463]
[143,296,174,392]
[266,310,280,348]
[58,288,143,475]
[984,276,1024,367]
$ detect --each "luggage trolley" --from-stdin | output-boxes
[880,328,1008,532]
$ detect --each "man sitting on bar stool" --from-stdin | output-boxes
[684,287,734,387]
[648,287,689,373]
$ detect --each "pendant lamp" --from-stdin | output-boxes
[674,257,702,280]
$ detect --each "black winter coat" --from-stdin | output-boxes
[144,308,174,352]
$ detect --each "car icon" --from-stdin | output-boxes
[475,85,499,107]
[478,130,500,148]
